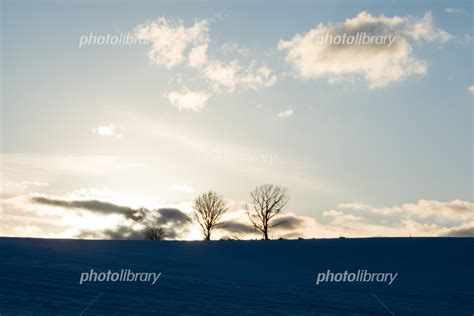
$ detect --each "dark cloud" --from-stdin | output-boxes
[156,208,189,226]
[77,226,146,240]
[445,226,474,237]
[272,214,306,229]
[78,222,184,240]
[219,214,311,238]
[30,195,315,240]
[31,196,145,221]
[74,207,190,240]
[29,196,193,240]
[221,221,256,234]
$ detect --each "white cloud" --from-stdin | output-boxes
[338,202,370,210]
[468,84,474,94]
[323,209,365,225]
[134,17,209,68]
[338,199,474,223]
[169,185,194,193]
[92,124,123,138]
[402,199,474,222]
[134,17,277,98]
[240,64,277,90]
[318,199,474,238]
[445,8,465,14]
[200,60,239,92]
[277,107,294,118]
[201,60,277,93]
[320,209,472,238]
[403,12,452,43]
[278,11,450,88]
[167,90,210,111]
[188,44,208,68]
[371,206,403,216]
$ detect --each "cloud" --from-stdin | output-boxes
[134,16,277,108]
[77,207,190,240]
[200,60,277,93]
[167,90,210,111]
[219,212,320,240]
[323,210,366,225]
[155,208,189,226]
[319,209,446,238]
[217,210,321,240]
[443,223,474,237]
[444,8,466,15]
[92,124,123,137]
[188,44,208,68]
[5,189,473,240]
[30,196,145,221]
[272,213,323,239]
[1,189,191,239]
[1,194,130,238]
[134,17,209,68]
[371,206,403,216]
[23,193,191,240]
[402,199,474,222]
[77,225,146,240]
[271,213,310,229]
[330,199,474,237]
[166,59,276,111]
[341,199,473,223]
[278,11,450,88]
[403,12,451,43]
[468,84,474,94]
[366,200,473,223]
[338,202,370,210]
[220,221,256,235]
[277,107,294,118]
[169,185,194,193]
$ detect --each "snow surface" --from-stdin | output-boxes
[0,237,473,315]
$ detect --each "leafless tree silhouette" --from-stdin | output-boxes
[246,184,289,240]
[190,191,229,240]
[144,227,166,240]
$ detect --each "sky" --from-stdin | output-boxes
[1,0,473,240]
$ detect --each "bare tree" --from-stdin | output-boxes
[190,191,229,240]
[246,184,289,240]
[144,227,166,240]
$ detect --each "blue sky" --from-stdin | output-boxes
[1,0,473,239]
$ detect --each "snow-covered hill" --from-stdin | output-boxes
[0,237,472,315]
